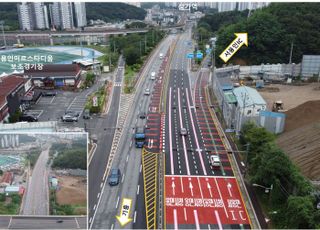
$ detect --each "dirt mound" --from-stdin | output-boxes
[284,100,320,132]
[56,175,86,206]
[277,122,320,180]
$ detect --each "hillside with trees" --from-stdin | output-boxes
[196,3,320,66]
[86,3,147,22]
[0,3,19,30]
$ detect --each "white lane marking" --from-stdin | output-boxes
[133,210,137,223]
[139,164,142,173]
[115,196,120,208]
[194,209,200,230]
[168,87,175,174]
[75,217,80,229]
[208,224,211,230]
[97,193,100,198]
[126,154,129,163]
[185,88,207,175]
[93,204,97,210]
[197,177,204,199]
[180,176,184,193]
[178,88,190,175]
[215,210,223,230]
[214,177,229,218]
[174,209,178,230]
[121,173,125,183]
[184,207,187,221]
[50,96,55,104]
[111,223,114,230]
[137,185,140,195]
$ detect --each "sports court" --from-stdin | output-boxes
[0,46,103,73]
[0,155,20,169]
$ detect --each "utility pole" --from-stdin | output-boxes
[289,41,293,64]
[145,35,147,53]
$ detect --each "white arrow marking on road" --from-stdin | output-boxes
[172,181,176,196]
[150,139,154,148]
[207,182,213,198]
[189,181,194,196]
[227,182,233,197]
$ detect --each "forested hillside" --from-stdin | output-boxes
[86,3,147,22]
[0,3,19,30]
[197,3,320,66]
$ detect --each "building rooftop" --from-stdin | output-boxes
[24,64,81,78]
[0,172,13,185]
[233,86,266,108]
[0,75,27,108]
[224,91,237,104]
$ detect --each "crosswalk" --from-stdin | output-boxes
[66,96,88,116]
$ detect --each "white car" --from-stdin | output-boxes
[210,155,220,167]
[144,89,150,95]
[150,71,156,80]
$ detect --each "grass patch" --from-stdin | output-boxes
[0,194,21,215]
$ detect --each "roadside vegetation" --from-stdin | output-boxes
[85,85,110,113]
[52,149,86,170]
[49,190,76,215]
[109,29,165,93]
[197,3,320,66]
[26,149,41,168]
[240,122,320,228]
[0,193,21,215]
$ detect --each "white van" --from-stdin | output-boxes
[159,53,163,59]
[210,155,220,167]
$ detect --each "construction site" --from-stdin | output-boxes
[258,83,320,182]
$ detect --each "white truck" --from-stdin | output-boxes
[150,71,156,80]
[159,53,163,59]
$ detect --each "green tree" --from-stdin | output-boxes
[285,196,316,229]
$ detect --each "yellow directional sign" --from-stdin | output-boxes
[219,33,248,63]
[116,198,133,227]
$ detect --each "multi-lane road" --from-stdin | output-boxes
[90,24,256,229]
[89,34,177,229]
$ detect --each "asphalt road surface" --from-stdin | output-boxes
[88,57,125,221]
[21,145,50,215]
[90,34,177,229]
[0,216,86,229]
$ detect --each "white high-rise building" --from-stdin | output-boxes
[60,2,74,30]
[74,2,87,27]
[17,3,33,31]
[17,2,49,31]
[49,3,61,30]
[237,2,270,11]
[32,3,48,29]
[218,2,237,12]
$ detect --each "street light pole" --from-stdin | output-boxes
[0,21,7,48]
[252,183,273,193]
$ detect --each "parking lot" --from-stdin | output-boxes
[24,90,89,128]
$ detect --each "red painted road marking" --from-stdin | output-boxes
[168,87,174,175]
[165,175,250,226]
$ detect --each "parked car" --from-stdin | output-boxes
[19,114,38,122]
[61,112,78,122]
[180,128,187,136]
[83,109,90,119]
[210,155,221,167]
[42,91,57,96]
[108,168,121,186]
[144,89,150,95]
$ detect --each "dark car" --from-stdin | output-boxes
[19,114,38,122]
[56,219,63,223]
[108,168,121,186]
[42,91,57,96]
[139,112,146,119]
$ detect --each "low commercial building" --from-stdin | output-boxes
[24,64,82,89]
[0,75,33,123]
[233,86,267,135]
[0,172,14,187]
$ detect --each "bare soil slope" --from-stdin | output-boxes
[276,101,320,180]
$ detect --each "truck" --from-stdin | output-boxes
[159,53,163,59]
[135,127,145,148]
